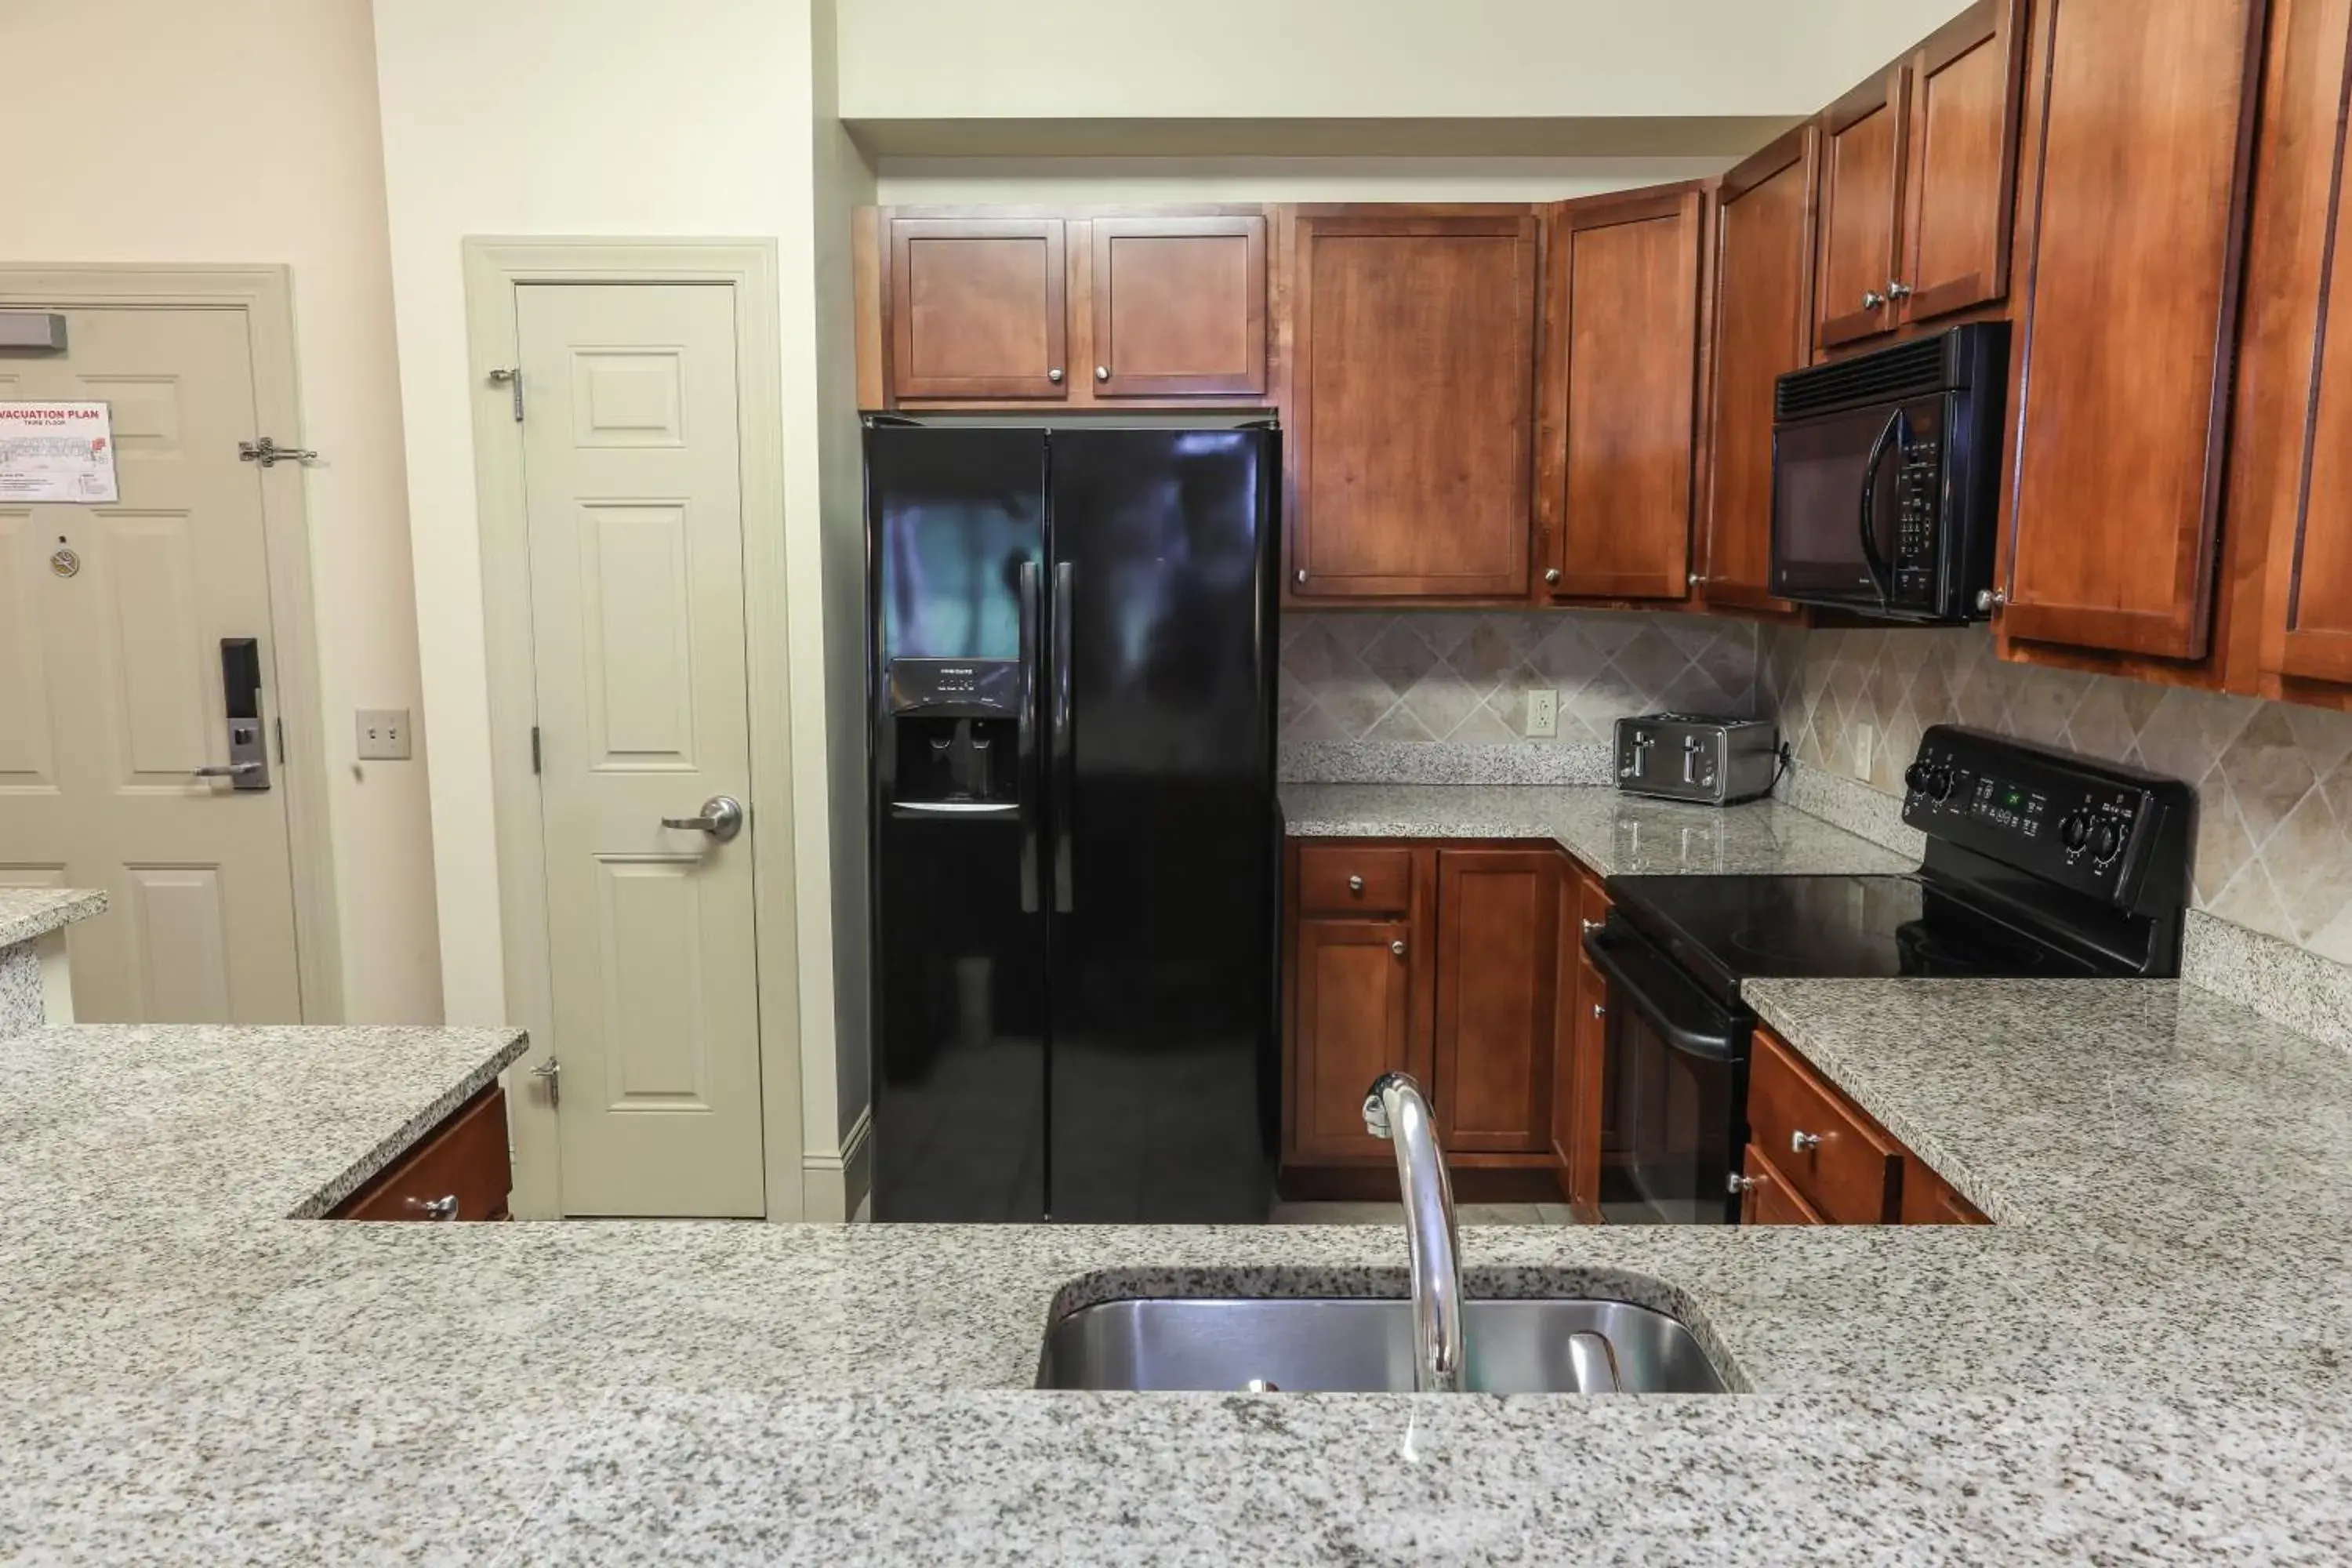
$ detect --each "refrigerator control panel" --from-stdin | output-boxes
[887,658,1022,717]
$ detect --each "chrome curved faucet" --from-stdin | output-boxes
[1362,1072,1465,1393]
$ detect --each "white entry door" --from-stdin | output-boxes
[516,281,766,1218]
[0,307,303,1022]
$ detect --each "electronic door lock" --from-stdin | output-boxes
[199,638,270,791]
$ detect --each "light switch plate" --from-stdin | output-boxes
[1853,721,1875,780]
[357,708,412,761]
[1524,688,1559,739]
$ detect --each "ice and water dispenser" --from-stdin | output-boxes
[882,657,1024,811]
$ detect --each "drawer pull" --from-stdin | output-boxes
[1727,1171,1759,1195]
[1348,875,1364,893]
[1790,1129,1822,1155]
[406,1194,461,1221]
[1390,940,1407,957]
[1581,918,1602,934]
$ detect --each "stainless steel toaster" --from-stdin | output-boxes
[1613,714,1780,805]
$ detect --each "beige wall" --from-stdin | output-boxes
[841,0,1904,122]
[370,0,873,1178]
[873,156,1731,206]
[0,0,441,1022]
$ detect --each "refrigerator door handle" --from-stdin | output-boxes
[1051,561,1076,914]
[1017,561,1041,913]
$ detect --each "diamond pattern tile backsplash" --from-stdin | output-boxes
[1759,623,2352,966]
[1279,611,1760,746]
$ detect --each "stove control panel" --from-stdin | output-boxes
[1900,725,2195,913]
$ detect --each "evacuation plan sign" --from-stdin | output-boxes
[0,402,117,503]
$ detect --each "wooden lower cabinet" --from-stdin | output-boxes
[1291,916,1418,1163]
[1433,850,1559,1153]
[1743,1023,1982,1227]
[1551,863,1612,1219]
[329,1083,512,1221]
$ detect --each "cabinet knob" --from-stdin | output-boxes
[1047,368,1065,383]
[1727,1171,1759,1195]
[1592,1003,1606,1020]
[1887,280,1915,301]
[1790,1129,1822,1155]
[1544,568,1562,585]
[1094,365,1110,383]
[1974,587,2007,614]
[405,1194,460,1221]
[1390,939,1407,957]
[1348,875,1365,893]
[1295,569,1308,586]
[1581,918,1602,934]
[1862,289,1886,310]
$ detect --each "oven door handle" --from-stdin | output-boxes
[1857,408,1904,605]
[1581,924,1740,1062]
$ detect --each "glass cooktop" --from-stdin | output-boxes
[1606,873,2096,1010]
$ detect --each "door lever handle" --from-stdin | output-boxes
[193,762,263,779]
[662,796,745,842]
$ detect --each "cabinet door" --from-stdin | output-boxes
[2246,0,2352,686]
[887,217,1069,400]
[1433,849,1559,1154]
[1288,211,1540,598]
[1089,216,1267,398]
[1543,187,1704,601]
[1699,127,1817,612]
[1895,0,2026,325]
[1293,918,1416,1162]
[1816,66,1910,350]
[1995,0,2266,660]
[1740,1145,1825,1225]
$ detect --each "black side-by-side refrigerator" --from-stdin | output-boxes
[866,422,1281,1223]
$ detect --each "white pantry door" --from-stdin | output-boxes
[516,281,766,1217]
[0,307,301,1022]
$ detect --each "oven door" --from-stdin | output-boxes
[1770,394,1947,613]
[1583,920,1747,1225]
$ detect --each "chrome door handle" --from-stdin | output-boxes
[1887,280,1915,301]
[1862,289,1887,310]
[1791,1129,1822,1154]
[405,1194,460,1221]
[531,1056,561,1108]
[662,796,745,842]
[193,762,263,779]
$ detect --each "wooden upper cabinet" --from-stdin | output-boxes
[1896,0,2026,325]
[1287,209,1541,599]
[2239,0,2352,689]
[1995,0,2267,661]
[1816,66,1910,350]
[1293,917,1418,1163]
[1699,126,1817,613]
[1538,187,1705,601]
[1432,849,1558,1154]
[887,217,1070,400]
[1089,216,1267,398]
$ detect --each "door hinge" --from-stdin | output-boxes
[238,437,318,468]
[531,725,541,774]
[488,367,524,422]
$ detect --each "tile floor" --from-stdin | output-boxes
[1266,1202,1577,1225]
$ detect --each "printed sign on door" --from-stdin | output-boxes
[0,402,117,503]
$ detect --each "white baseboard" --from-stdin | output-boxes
[797,1105,872,1223]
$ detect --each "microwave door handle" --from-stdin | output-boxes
[1016,561,1041,913]
[1857,408,1903,604]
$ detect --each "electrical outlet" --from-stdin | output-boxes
[357,708,412,761]
[1853,721,1875,780]
[1524,688,1559,739]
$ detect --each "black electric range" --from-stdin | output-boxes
[1584,726,2196,1225]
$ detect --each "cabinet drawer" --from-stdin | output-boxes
[1900,1156,1989,1225]
[1296,845,1412,915]
[1739,1143,1824,1225]
[1747,1028,1900,1224]
[333,1083,512,1221]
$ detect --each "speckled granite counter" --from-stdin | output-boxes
[1279,782,1914,877]
[0,887,105,1036]
[9,988,2352,1559]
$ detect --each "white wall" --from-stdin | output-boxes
[874,156,1733,207]
[371,0,873,1175]
[0,0,441,1022]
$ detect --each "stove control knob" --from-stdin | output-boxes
[2092,819,2125,864]
[1928,765,1955,802]
[1904,760,1934,797]
[2060,811,2092,853]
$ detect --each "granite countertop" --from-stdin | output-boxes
[10,993,2352,1558]
[0,887,107,949]
[1279,782,1915,877]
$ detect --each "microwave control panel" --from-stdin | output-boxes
[1890,434,1944,608]
[1900,726,2194,911]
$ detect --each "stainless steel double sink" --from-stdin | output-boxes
[1036,1297,1727,1395]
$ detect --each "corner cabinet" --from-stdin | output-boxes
[860,206,1270,411]
[1988,0,2267,662]
[1284,208,1541,601]
[1697,125,1817,613]
[1536,187,1706,602]
[1814,0,2026,353]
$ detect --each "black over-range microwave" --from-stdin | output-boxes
[1769,322,2009,622]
